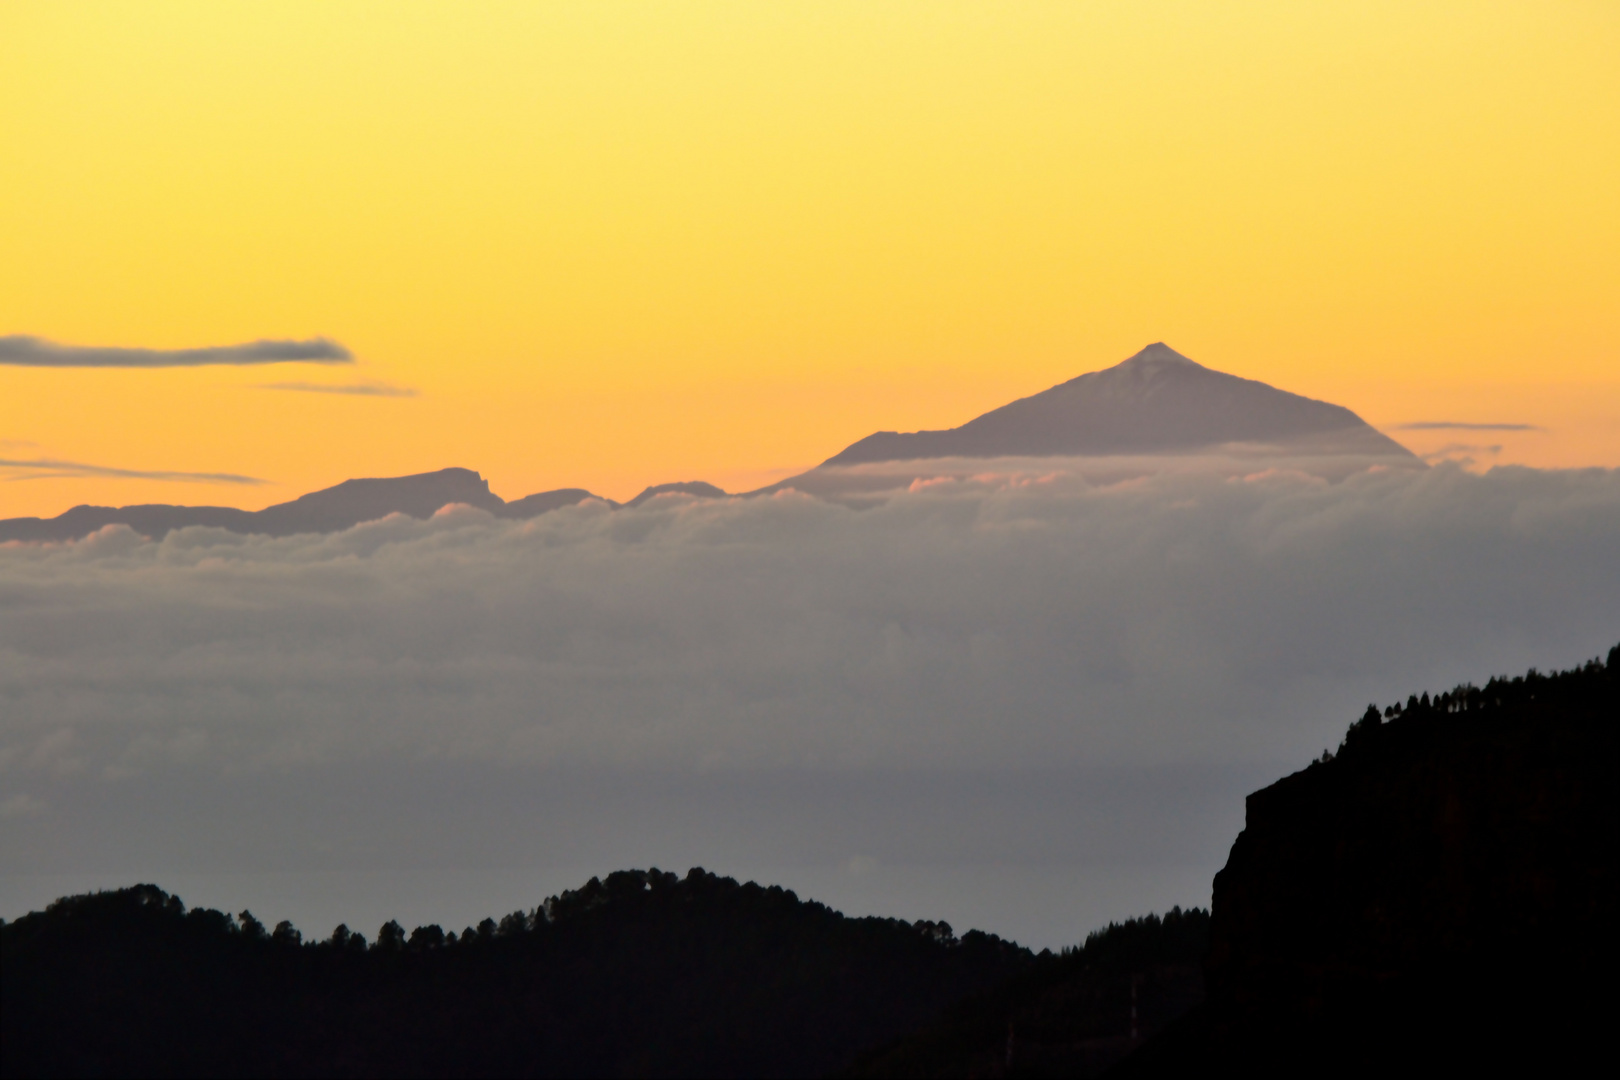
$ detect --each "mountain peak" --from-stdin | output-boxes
[1089,342,1208,389]
[819,344,1415,466]
[1119,342,1200,368]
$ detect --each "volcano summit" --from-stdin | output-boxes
[822,343,1414,465]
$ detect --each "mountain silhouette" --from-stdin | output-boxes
[624,480,729,508]
[823,343,1414,465]
[251,467,505,533]
[0,468,607,543]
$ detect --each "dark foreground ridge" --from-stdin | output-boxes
[4,649,1611,1076]
[1121,644,1619,1076]
[848,647,1619,1077]
[1,868,1028,1079]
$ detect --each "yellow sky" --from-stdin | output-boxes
[2,1,1617,516]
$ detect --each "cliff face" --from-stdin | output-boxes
[1126,649,1617,1074]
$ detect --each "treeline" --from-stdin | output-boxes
[848,906,1210,1077]
[1331,642,1620,759]
[2,868,1028,1078]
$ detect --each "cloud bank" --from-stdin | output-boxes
[0,335,352,368]
[4,462,1613,772]
[2,463,1616,944]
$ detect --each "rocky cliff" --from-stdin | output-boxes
[1123,647,1618,1074]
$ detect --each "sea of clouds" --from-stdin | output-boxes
[3,462,1617,945]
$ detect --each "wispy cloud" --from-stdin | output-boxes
[0,457,266,485]
[258,380,417,398]
[1393,421,1543,432]
[0,335,353,368]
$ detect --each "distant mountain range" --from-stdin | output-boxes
[2,344,1416,543]
[0,469,602,544]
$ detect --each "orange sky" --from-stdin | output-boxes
[2,1,1617,516]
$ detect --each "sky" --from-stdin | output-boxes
[2,3,1619,947]
[3,1,1619,517]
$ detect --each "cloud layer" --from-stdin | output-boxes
[0,335,352,368]
[2,463,1616,943]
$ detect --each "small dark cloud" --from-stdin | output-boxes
[0,457,265,485]
[259,381,417,398]
[1394,421,1543,432]
[0,335,353,368]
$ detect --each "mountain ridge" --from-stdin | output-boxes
[0,468,612,543]
[1,869,1029,1079]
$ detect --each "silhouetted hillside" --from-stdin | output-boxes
[1119,645,1619,1076]
[1,868,1027,1079]
[846,907,1209,1079]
